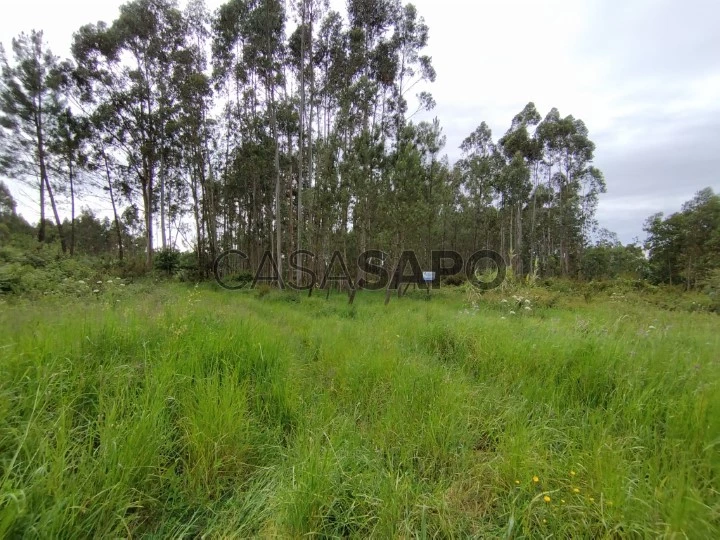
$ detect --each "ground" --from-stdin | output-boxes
[0,282,718,537]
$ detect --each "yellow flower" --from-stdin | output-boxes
[561,499,566,503]
[573,488,580,493]
[607,501,614,506]
[570,470,576,476]
[533,476,539,483]
[589,497,595,502]
[515,480,520,485]
[543,495,551,503]
[542,519,547,523]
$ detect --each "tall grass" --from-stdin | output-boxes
[0,284,718,537]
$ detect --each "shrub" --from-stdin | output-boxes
[118,257,148,279]
[0,263,22,294]
[177,252,205,282]
[154,249,181,276]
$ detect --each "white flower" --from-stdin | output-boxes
[96,281,102,284]
[501,299,508,304]
[500,316,506,320]
[524,306,532,311]
[93,289,100,293]
[648,325,656,330]
[509,311,516,315]
[107,280,113,284]
[78,280,85,285]
[120,283,126,287]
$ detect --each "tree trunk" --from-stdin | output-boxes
[297,0,306,285]
[38,174,45,243]
[103,155,124,261]
[142,164,154,268]
[43,174,66,253]
[270,85,282,283]
[69,160,75,256]
[160,158,167,249]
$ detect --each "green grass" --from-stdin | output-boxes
[1,282,718,537]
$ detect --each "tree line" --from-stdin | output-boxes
[4,0,704,287]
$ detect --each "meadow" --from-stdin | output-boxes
[0,281,718,538]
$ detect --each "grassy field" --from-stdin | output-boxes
[0,282,718,538]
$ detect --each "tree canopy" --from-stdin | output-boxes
[1,0,714,288]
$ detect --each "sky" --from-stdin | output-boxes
[1,0,719,244]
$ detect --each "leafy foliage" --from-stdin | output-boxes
[644,188,720,288]
[153,247,181,275]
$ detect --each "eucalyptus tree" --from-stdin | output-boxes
[48,106,91,255]
[72,0,188,267]
[414,118,446,260]
[388,2,436,133]
[536,107,605,275]
[459,121,501,253]
[498,102,541,273]
[0,30,67,250]
[211,0,286,273]
[175,0,217,269]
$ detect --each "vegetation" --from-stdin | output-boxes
[0,0,609,280]
[644,188,720,289]
[1,1,719,537]
[1,283,718,537]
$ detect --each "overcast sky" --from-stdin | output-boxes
[2,0,718,244]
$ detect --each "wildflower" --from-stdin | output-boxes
[501,299,508,304]
[648,325,656,330]
[524,306,531,311]
[501,317,506,320]
[542,519,547,523]
[78,280,85,285]
[532,476,539,483]
[97,281,102,284]
[573,488,580,493]
[107,280,113,284]
[120,283,126,287]
[589,497,594,502]
[561,499,565,503]
[543,495,551,503]
[509,311,516,315]
[93,289,100,294]
[515,480,520,485]
[570,470,576,476]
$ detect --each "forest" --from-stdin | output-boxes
[2,0,718,291]
[2,0,713,287]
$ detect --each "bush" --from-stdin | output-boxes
[0,263,22,294]
[177,252,205,282]
[154,249,181,276]
[118,257,148,279]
